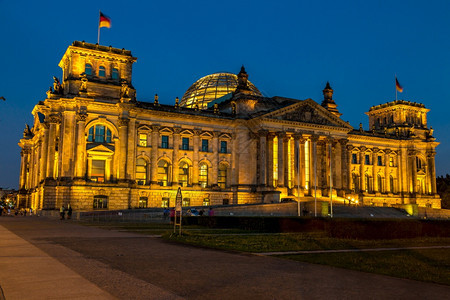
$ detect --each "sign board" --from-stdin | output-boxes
[175,187,182,211]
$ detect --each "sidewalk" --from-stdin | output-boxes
[0,224,115,300]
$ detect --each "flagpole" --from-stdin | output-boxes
[97,10,100,44]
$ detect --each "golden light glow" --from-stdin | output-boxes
[273,136,278,187]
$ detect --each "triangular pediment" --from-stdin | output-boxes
[86,143,115,153]
[260,99,352,129]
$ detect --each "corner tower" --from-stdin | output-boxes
[58,41,137,101]
[321,82,342,117]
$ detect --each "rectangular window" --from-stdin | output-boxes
[220,141,227,153]
[161,135,169,149]
[91,160,105,182]
[201,139,209,152]
[365,154,371,165]
[93,195,108,209]
[182,198,190,207]
[352,153,358,164]
[161,198,170,208]
[203,198,210,206]
[377,156,383,166]
[182,137,189,150]
[223,199,229,205]
[139,197,148,208]
[139,134,147,147]
[389,157,394,167]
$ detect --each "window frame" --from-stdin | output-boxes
[161,135,169,149]
[220,141,228,154]
[93,195,108,209]
[98,66,106,77]
[85,63,93,76]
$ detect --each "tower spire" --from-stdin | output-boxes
[321,82,342,117]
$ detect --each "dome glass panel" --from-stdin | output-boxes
[180,72,262,109]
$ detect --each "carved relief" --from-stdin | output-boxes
[277,105,335,126]
[118,117,129,127]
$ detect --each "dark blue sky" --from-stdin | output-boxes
[1,1,450,189]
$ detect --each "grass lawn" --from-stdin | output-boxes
[83,221,450,285]
[282,249,450,286]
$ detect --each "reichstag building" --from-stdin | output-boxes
[17,41,441,211]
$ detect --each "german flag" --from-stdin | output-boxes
[395,77,403,93]
[99,12,111,28]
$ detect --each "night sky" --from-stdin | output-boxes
[1,1,450,189]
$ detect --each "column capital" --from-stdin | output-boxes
[310,135,320,142]
[276,131,286,138]
[173,127,182,134]
[339,139,349,146]
[76,113,88,122]
[427,150,436,158]
[151,125,160,132]
[118,117,129,127]
[257,129,269,137]
[48,114,61,124]
[213,131,221,138]
[346,144,355,151]
[360,146,367,152]
[193,129,202,136]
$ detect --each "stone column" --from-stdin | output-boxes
[74,113,87,178]
[118,117,129,180]
[299,137,306,192]
[310,135,319,193]
[61,111,76,177]
[373,148,379,192]
[258,130,268,186]
[267,133,274,187]
[339,139,348,192]
[193,130,200,185]
[19,149,27,188]
[409,150,417,194]
[150,125,159,184]
[385,149,391,192]
[212,131,219,185]
[293,134,302,193]
[172,128,181,184]
[346,145,354,191]
[126,118,136,180]
[360,147,366,192]
[277,132,285,187]
[283,134,290,188]
[46,116,60,179]
[427,151,437,194]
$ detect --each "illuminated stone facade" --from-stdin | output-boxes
[18,41,441,211]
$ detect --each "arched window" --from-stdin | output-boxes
[136,158,147,185]
[377,175,383,193]
[416,157,424,172]
[390,176,395,193]
[112,67,119,79]
[99,66,106,77]
[199,163,208,188]
[218,164,227,189]
[158,160,170,186]
[88,125,112,143]
[178,161,190,187]
[85,64,93,75]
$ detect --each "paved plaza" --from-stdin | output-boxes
[1,216,449,299]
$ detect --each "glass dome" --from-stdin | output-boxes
[180,72,262,109]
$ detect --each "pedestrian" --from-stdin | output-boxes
[208,207,215,216]
[163,207,169,220]
[60,205,65,220]
[170,208,175,223]
[199,209,205,216]
[67,205,72,220]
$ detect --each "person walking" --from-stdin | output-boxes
[67,205,73,220]
[60,205,65,220]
